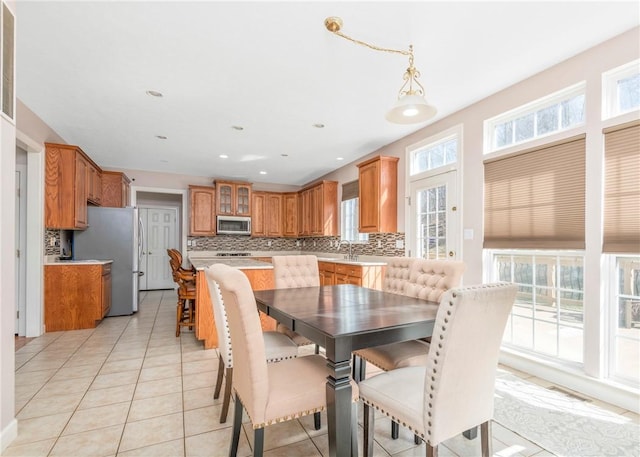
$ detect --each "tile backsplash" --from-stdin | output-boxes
[44,229,60,256]
[187,232,405,257]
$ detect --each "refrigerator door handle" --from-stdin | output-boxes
[138,216,145,262]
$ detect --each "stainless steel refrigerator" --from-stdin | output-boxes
[73,206,144,315]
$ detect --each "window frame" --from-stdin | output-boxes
[484,82,586,154]
[602,59,640,120]
[408,124,462,178]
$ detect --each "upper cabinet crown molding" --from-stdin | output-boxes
[358,155,399,233]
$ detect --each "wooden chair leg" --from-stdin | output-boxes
[253,427,264,457]
[363,403,374,457]
[391,420,399,439]
[414,433,422,445]
[229,395,243,457]
[175,299,184,337]
[314,344,320,354]
[214,354,224,399]
[313,411,321,430]
[480,421,492,457]
[220,367,233,423]
[426,443,438,457]
[359,359,366,382]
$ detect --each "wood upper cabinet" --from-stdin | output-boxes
[189,185,216,236]
[282,192,298,237]
[44,262,112,331]
[86,162,102,205]
[298,181,338,237]
[45,143,90,229]
[101,171,131,208]
[358,155,399,233]
[215,180,252,216]
[252,192,283,237]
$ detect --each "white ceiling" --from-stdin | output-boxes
[16,1,639,186]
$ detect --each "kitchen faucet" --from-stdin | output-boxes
[337,240,356,261]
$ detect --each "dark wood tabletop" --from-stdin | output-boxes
[253,284,438,457]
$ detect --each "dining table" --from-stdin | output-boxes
[253,284,439,457]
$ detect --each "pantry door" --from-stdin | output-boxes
[141,207,177,290]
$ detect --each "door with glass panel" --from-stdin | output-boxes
[408,171,458,260]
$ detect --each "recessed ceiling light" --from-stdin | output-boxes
[231,125,244,131]
[155,135,167,140]
[337,157,344,161]
[312,123,325,128]
[159,159,169,163]
[146,90,163,97]
[219,154,229,159]
[281,154,289,157]
[259,171,267,175]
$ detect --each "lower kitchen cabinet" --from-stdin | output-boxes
[44,262,112,331]
[318,261,385,289]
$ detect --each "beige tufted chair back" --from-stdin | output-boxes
[405,259,466,303]
[207,263,271,425]
[423,283,517,446]
[382,257,414,295]
[272,255,320,288]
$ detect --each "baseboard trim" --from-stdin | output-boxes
[0,418,18,453]
[500,349,639,414]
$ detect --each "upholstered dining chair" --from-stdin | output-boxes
[207,263,359,457]
[204,266,299,423]
[359,283,517,457]
[272,255,320,353]
[353,258,465,441]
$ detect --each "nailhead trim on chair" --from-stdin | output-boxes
[236,390,327,430]
[360,398,426,440]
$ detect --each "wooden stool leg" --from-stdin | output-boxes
[176,298,184,337]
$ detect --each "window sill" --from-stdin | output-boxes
[499,347,639,414]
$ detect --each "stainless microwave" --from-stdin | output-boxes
[217,215,251,235]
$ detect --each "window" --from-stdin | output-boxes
[491,251,584,364]
[483,135,586,250]
[485,83,585,153]
[410,134,457,176]
[609,256,640,386]
[340,198,367,243]
[603,59,640,119]
[340,180,368,243]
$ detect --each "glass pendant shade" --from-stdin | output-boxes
[386,94,437,124]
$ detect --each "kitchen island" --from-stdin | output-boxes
[189,256,276,349]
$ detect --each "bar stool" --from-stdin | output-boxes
[167,249,197,337]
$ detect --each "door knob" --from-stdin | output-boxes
[449,251,454,257]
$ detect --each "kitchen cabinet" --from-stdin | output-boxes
[282,192,298,237]
[253,192,284,237]
[318,261,385,289]
[358,155,399,233]
[101,171,131,208]
[45,142,90,229]
[298,180,338,237]
[318,261,336,286]
[189,185,216,236]
[87,162,102,205]
[215,180,252,216]
[44,262,112,331]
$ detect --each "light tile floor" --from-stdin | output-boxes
[4,290,636,457]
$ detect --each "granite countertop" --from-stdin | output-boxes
[45,259,113,266]
[189,257,274,270]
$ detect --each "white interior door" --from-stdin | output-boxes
[15,166,27,335]
[408,171,459,260]
[141,207,177,290]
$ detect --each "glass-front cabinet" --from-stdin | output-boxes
[214,180,252,216]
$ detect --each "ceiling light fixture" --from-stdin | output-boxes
[324,16,437,124]
[231,125,244,131]
[155,135,167,140]
[146,90,163,97]
[259,171,267,175]
[313,123,325,128]
[219,154,229,159]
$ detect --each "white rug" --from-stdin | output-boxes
[493,372,640,457]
